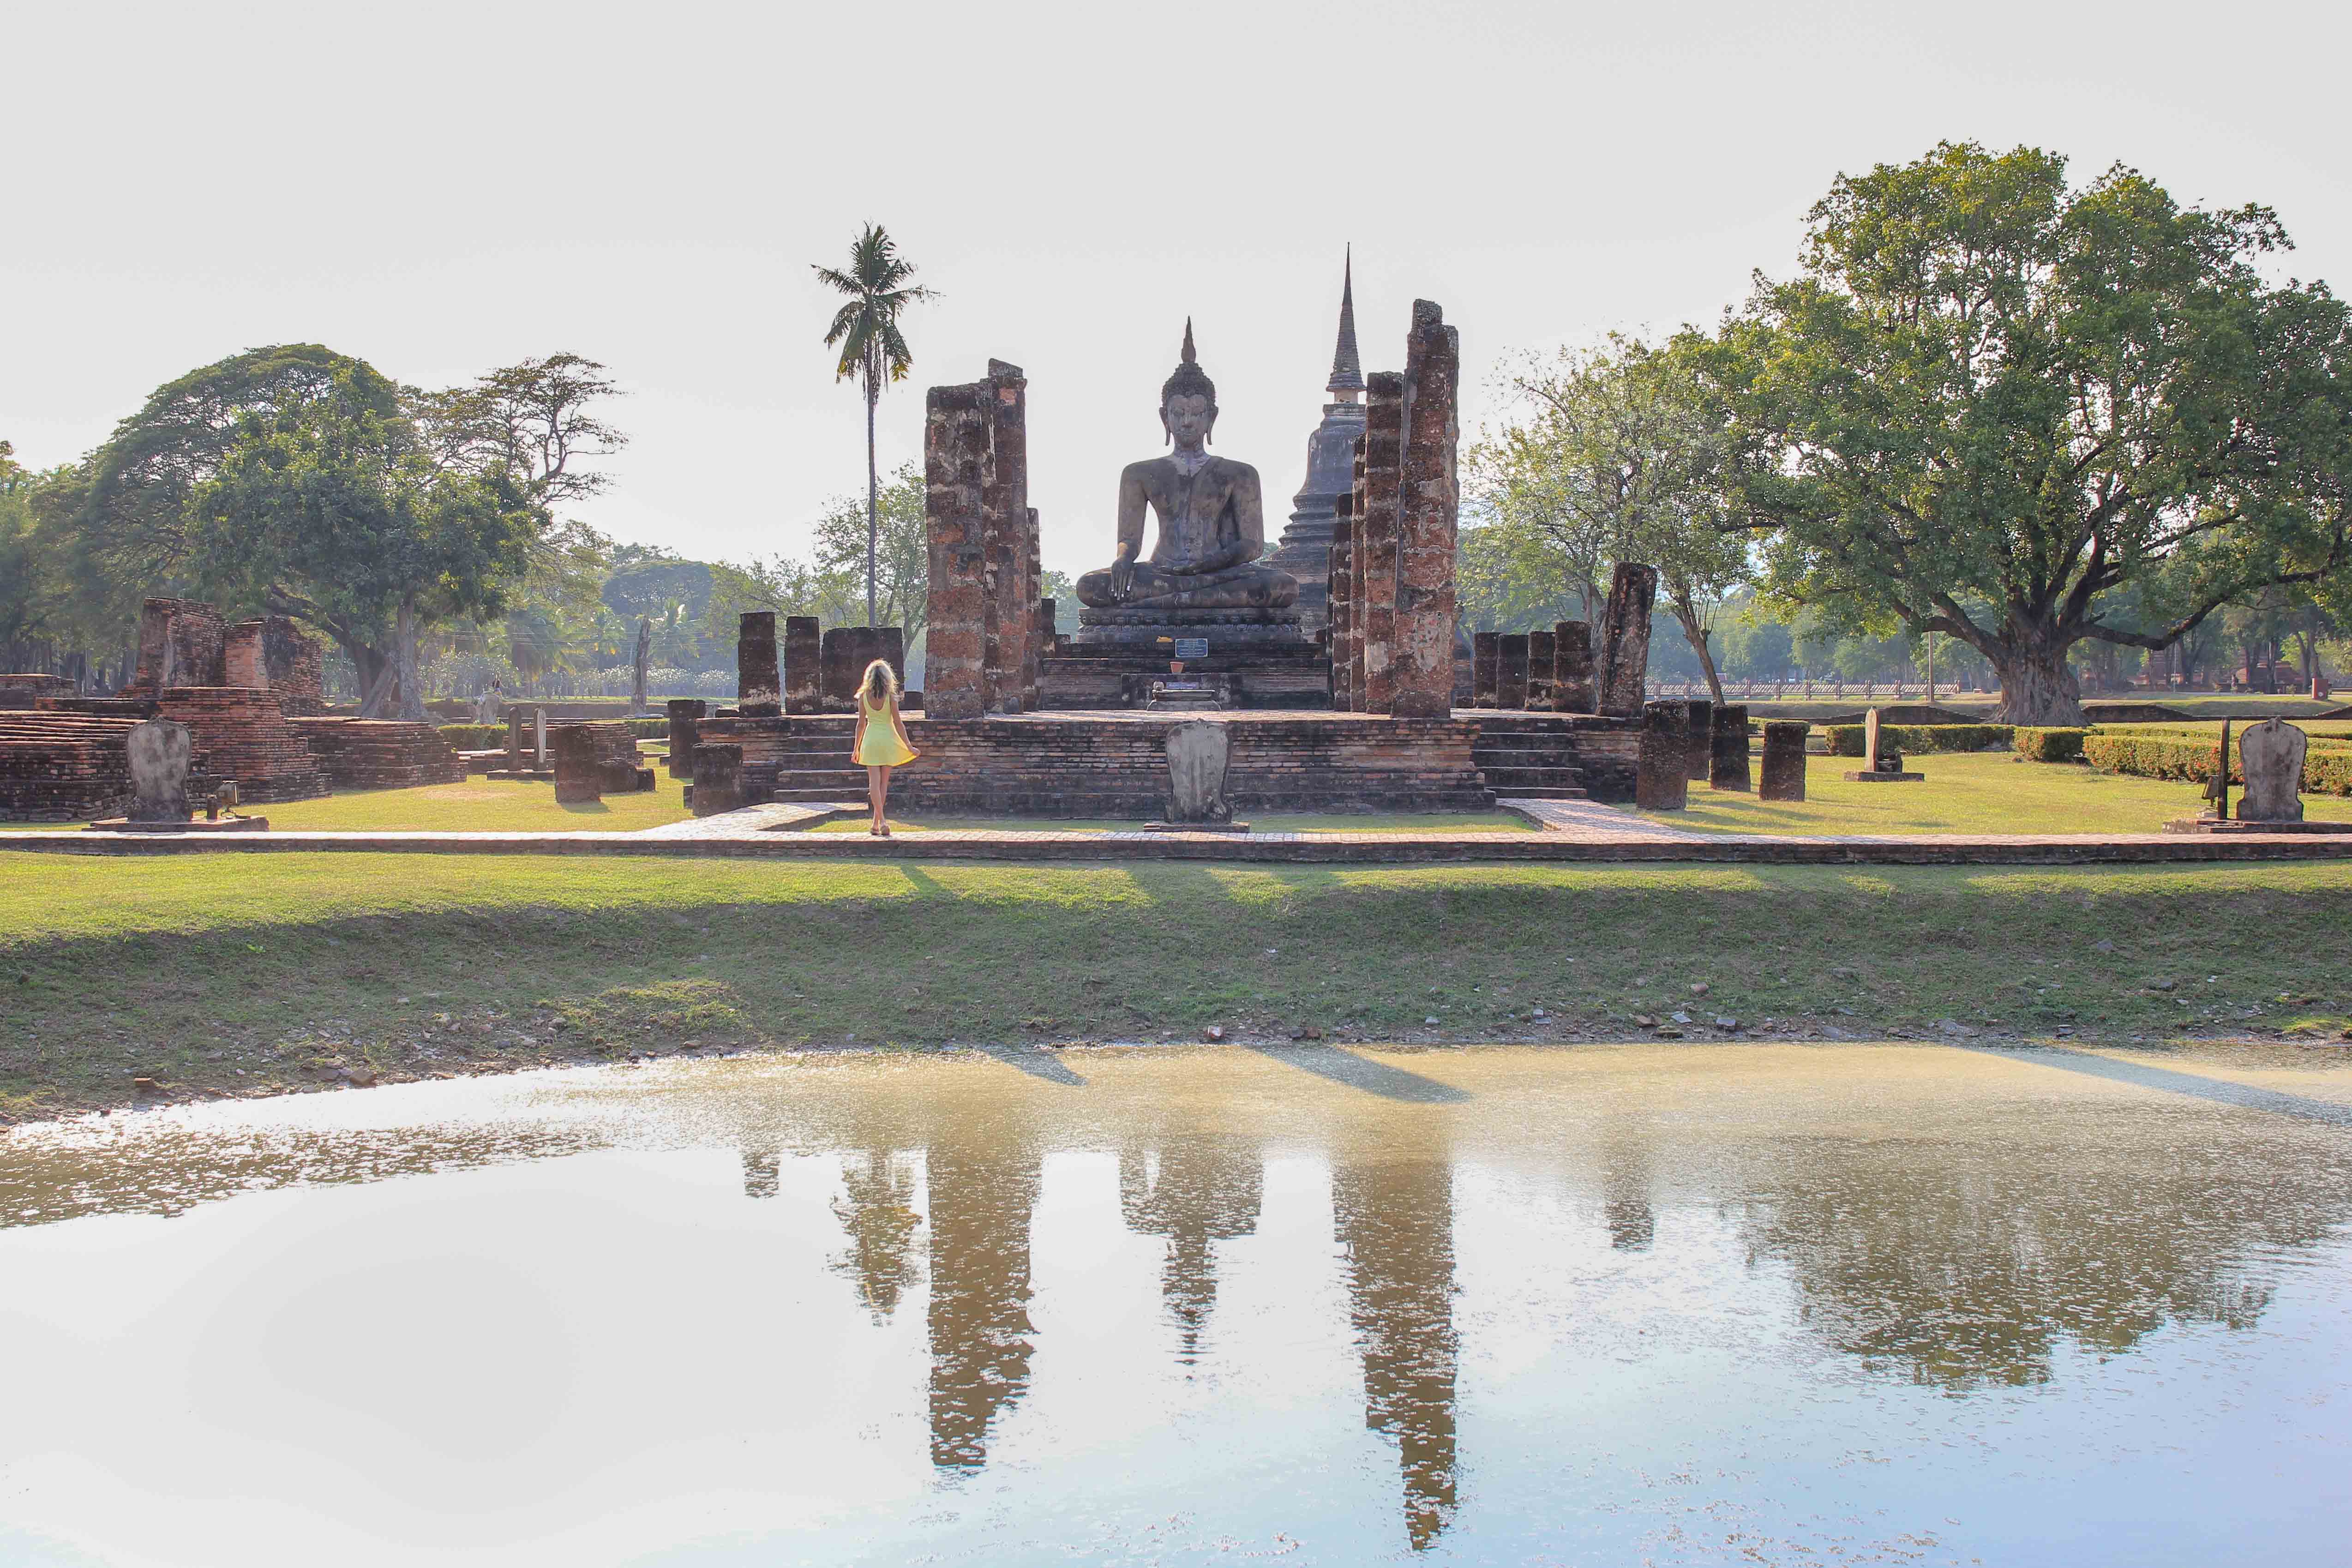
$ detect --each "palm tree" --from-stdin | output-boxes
[815,224,936,627]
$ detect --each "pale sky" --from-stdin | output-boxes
[7,0,2349,582]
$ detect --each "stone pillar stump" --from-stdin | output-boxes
[1637,700,1690,811]
[1760,721,1810,801]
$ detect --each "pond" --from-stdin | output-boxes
[3,1041,2347,1565]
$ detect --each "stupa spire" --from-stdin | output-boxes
[1326,247,1365,398]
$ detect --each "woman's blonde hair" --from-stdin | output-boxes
[859,658,899,705]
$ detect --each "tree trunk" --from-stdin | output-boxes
[1991,629,2087,725]
[395,597,426,721]
[1670,598,1725,705]
[864,364,880,630]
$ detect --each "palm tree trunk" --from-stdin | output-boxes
[864,355,880,629]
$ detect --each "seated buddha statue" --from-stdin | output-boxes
[1073,324,1302,643]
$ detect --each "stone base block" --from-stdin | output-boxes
[1842,770,1925,782]
[86,815,269,833]
[2164,817,2352,834]
[1144,820,1251,833]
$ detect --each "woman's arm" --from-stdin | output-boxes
[853,709,868,755]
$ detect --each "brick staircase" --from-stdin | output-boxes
[740,717,868,804]
[1470,715,1590,800]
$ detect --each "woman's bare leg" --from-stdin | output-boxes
[868,765,886,830]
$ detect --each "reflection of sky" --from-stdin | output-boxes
[1,1044,2349,1566]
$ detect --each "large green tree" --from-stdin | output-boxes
[1704,142,2352,723]
[815,224,934,628]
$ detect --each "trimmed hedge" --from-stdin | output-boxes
[2013,727,2090,763]
[1822,723,2013,757]
[2082,733,2352,795]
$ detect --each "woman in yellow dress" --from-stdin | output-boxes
[851,659,918,836]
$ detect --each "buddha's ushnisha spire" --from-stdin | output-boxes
[1327,247,1365,397]
[1182,317,1197,365]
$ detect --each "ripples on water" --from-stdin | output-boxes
[1,1043,2347,1566]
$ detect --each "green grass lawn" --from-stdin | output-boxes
[811,812,1535,834]
[0,770,696,834]
[1633,749,2352,836]
[5,853,2350,1121]
[1741,693,2341,720]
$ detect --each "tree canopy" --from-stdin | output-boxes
[1700,141,2352,721]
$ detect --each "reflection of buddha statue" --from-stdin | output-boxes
[1073,323,1303,646]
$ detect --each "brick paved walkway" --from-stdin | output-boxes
[6,796,2352,865]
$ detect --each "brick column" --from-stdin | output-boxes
[1328,503,1355,711]
[666,698,706,779]
[1359,374,1405,713]
[1345,438,1369,709]
[1497,633,1529,711]
[1710,704,1752,791]
[1022,506,1042,711]
[1471,632,1498,708]
[1637,700,1690,810]
[1596,564,1658,716]
[222,622,268,689]
[980,360,1029,713]
[1554,621,1596,713]
[923,379,992,721]
[736,612,780,716]
[1683,697,1713,781]
[1391,301,1459,720]
[784,616,820,715]
[1759,721,1809,801]
[1526,629,1556,707]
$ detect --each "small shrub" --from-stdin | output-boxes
[2013,727,2090,763]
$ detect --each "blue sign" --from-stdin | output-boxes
[1174,638,1210,661]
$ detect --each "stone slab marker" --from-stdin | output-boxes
[666,698,707,779]
[1636,701,1690,810]
[1710,704,1751,791]
[126,718,192,823]
[737,611,781,717]
[1164,721,1234,823]
[506,708,526,769]
[1863,706,1881,768]
[1595,564,1659,716]
[1527,629,1555,706]
[783,615,820,715]
[1497,634,1530,711]
[1684,698,1713,781]
[1554,621,1596,713]
[1328,505,1355,711]
[534,707,548,770]
[1391,300,1460,720]
[2238,718,2307,822]
[1760,721,1810,801]
[1471,632,1499,708]
[1358,373,1405,713]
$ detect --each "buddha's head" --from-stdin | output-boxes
[1160,318,1216,448]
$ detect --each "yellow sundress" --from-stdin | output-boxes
[854,693,917,767]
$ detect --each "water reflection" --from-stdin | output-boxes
[4,1045,2350,1563]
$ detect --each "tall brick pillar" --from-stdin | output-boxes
[1497,634,1530,711]
[1392,300,1460,719]
[1471,632,1498,708]
[1345,434,1370,709]
[1021,505,1042,711]
[923,379,992,721]
[1359,373,1405,713]
[737,612,780,716]
[1527,629,1555,706]
[1596,564,1658,717]
[1328,503,1356,711]
[784,615,820,715]
[980,360,1030,714]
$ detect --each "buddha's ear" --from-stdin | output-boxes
[1159,403,1172,446]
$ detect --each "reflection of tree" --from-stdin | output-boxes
[1118,1136,1263,1364]
[925,1129,1040,1471]
[1741,1134,2347,1390]
[1602,1138,1654,1252]
[741,1147,779,1199]
[831,1148,923,1321]
[1334,1139,1458,1552]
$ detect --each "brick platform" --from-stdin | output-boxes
[0,711,142,821]
[156,689,331,803]
[695,709,1496,817]
[290,718,465,790]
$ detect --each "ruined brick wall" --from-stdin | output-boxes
[1328,504,1355,711]
[222,622,268,689]
[820,626,906,711]
[737,611,781,716]
[265,618,325,714]
[1392,301,1460,719]
[978,361,1033,715]
[784,615,820,715]
[157,688,331,802]
[132,599,226,694]
[1554,620,1596,714]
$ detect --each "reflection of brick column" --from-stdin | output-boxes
[1359,375,1405,714]
[927,1133,1039,1471]
[1392,301,1460,719]
[923,380,992,720]
[1596,564,1658,716]
[1328,503,1355,710]
[1334,1144,1458,1551]
[783,616,820,715]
